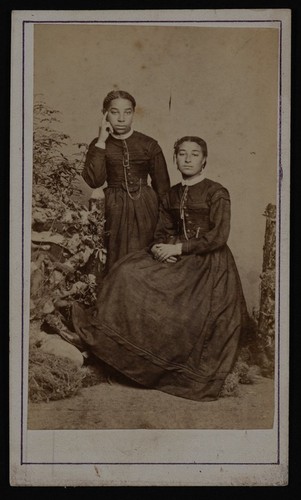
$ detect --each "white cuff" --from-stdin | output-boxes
[95,141,106,149]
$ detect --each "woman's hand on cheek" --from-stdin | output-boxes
[97,111,114,143]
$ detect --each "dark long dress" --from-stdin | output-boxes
[82,131,170,270]
[73,178,247,402]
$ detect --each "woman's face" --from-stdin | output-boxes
[176,141,206,179]
[106,98,134,134]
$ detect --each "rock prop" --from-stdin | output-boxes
[29,322,109,402]
[36,333,84,368]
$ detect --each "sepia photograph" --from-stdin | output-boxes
[10,9,290,486]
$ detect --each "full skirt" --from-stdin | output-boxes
[73,246,247,401]
[103,186,158,271]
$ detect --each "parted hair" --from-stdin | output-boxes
[102,90,136,111]
[174,136,208,158]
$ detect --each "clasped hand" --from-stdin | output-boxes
[151,243,182,263]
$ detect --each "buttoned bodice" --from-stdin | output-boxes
[167,179,229,240]
[153,178,231,255]
[82,131,170,197]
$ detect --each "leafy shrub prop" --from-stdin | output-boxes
[28,98,111,402]
[30,97,106,320]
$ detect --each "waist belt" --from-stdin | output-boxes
[107,180,148,192]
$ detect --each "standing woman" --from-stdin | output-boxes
[82,90,170,271]
[72,136,248,402]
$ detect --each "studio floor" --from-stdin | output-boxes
[28,376,274,430]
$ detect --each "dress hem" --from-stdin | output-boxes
[84,322,228,402]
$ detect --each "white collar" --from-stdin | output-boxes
[110,128,134,140]
[181,170,206,186]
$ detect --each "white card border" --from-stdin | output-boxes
[10,9,290,486]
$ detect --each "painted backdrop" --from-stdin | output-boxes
[34,24,279,310]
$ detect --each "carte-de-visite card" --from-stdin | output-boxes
[10,9,290,486]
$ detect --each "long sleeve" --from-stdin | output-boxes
[148,142,170,199]
[81,138,107,188]
[152,194,177,244]
[182,189,231,255]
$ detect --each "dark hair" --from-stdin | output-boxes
[103,90,136,111]
[174,136,208,158]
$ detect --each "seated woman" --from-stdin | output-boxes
[72,136,248,402]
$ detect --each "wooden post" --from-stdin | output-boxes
[257,203,276,375]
